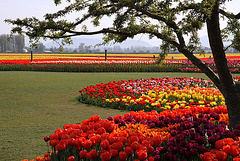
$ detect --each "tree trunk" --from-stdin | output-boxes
[206,0,240,128]
[179,48,222,91]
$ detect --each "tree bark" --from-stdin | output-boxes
[206,0,240,128]
[178,47,222,91]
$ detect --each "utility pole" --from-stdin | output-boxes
[30,40,33,62]
[105,49,107,61]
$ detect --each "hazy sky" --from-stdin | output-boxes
[1,0,239,46]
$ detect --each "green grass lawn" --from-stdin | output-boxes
[0,71,230,161]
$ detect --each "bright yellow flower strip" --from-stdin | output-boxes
[107,86,225,111]
[2,53,239,60]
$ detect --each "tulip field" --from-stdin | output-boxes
[1,53,240,73]
[2,53,240,161]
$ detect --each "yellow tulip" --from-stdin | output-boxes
[130,100,135,104]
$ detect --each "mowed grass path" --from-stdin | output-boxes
[0,71,230,161]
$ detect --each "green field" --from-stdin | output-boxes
[0,71,232,161]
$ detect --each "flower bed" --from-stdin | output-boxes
[24,77,240,161]
[24,109,239,161]
[1,58,240,73]
[78,77,228,112]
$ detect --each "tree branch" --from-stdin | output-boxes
[134,7,186,48]
[219,9,240,19]
[44,28,129,39]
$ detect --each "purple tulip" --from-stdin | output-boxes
[170,129,177,136]
[183,151,192,159]
[184,122,193,129]
[207,129,214,136]
[195,136,206,144]
[107,116,113,121]
[153,149,160,156]
[149,122,156,128]
[163,117,170,124]
[234,129,240,136]
[179,140,188,147]
[190,148,198,156]
[179,147,186,155]
[158,146,167,154]
[176,133,186,142]
[208,136,216,144]
[236,124,240,130]
[227,131,236,138]
[44,136,50,142]
[165,152,177,161]
[154,155,160,161]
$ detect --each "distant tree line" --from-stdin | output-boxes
[0,34,25,53]
[36,42,238,54]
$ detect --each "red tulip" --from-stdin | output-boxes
[119,151,128,161]
[67,138,75,146]
[86,149,98,160]
[82,139,92,149]
[79,150,87,159]
[110,148,119,158]
[56,141,67,152]
[68,156,75,161]
[148,156,154,161]
[215,139,225,150]
[100,140,110,150]
[103,121,114,132]
[100,151,111,161]
[125,146,133,157]
[138,149,148,160]
[131,141,140,151]
[111,142,123,151]
[49,139,59,147]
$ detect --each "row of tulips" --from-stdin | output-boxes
[78,77,237,113]
[24,107,240,161]
[1,59,240,73]
[0,60,180,72]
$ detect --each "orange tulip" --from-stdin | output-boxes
[223,145,240,156]
[215,139,225,150]
[210,149,227,161]
[138,149,148,160]
[200,152,218,161]
[233,156,240,161]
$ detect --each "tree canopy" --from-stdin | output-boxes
[5,0,239,52]
[5,0,240,128]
